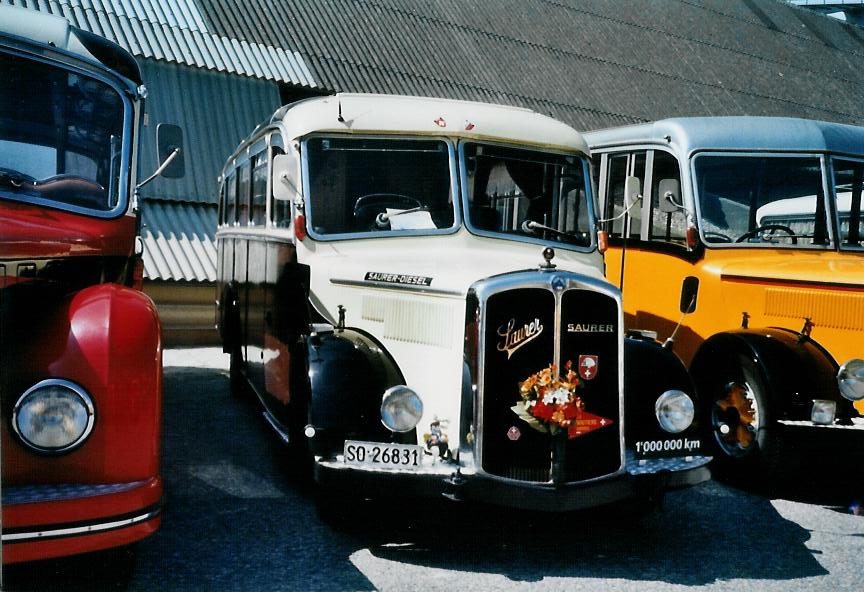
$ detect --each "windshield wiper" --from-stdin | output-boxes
[375,206,425,227]
[0,167,36,191]
[521,219,572,239]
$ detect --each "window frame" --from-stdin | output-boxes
[690,151,834,251]
[458,139,596,253]
[300,133,460,242]
[0,46,135,219]
[827,155,864,252]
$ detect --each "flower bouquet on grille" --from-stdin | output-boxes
[512,360,612,439]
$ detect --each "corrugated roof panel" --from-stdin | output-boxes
[159,23,186,63]
[246,41,273,80]
[257,43,282,82]
[234,39,258,77]
[116,12,143,55]
[13,2,316,87]
[200,29,231,72]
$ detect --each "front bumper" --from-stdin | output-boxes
[1,477,162,564]
[777,416,864,457]
[314,453,711,512]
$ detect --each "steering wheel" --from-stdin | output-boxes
[703,231,732,243]
[735,224,797,245]
[36,174,106,206]
[0,167,37,187]
[353,193,422,227]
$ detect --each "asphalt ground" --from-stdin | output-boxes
[4,348,864,591]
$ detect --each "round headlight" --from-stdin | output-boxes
[380,385,423,433]
[655,389,695,434]
[838,359,864,401]
[12,379,95,454]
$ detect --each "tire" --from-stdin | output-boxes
[314,486,364,529]
[698,353,786,485]
[228,345,248,398]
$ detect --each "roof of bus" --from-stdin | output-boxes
[584,117,864,157]
[266,93,589,154]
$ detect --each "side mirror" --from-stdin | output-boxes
[272,153,299,201]
[658,178,682,213]
[156,123,185,179]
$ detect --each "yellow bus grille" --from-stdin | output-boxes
[765,288,864,331]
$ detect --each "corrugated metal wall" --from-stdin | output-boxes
[137,58,282,203]
[136,59,283,283]
[140,201,217,282]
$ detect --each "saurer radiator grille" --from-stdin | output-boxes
[479,285,621,483]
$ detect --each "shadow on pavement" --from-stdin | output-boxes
[3,362,845,589]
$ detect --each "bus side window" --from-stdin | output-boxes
[225,171,238,226]
[270,146,290,228]
[603,151,644,239]
[648,151,686,245]
[832,158,864,247]
[251,153,267,226]
[238,161,251,226]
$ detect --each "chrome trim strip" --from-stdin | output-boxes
[329,278,462,297]
[1,508,160,543]
[262,410,292,444]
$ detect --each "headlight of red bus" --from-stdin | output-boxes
[12,379,95,454]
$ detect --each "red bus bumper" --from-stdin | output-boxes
[1,477,162,564]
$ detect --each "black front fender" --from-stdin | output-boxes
[624,336,700,444]
[690,329,847,421]
[305,328,410,456]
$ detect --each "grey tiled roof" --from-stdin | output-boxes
[194,0,864,129]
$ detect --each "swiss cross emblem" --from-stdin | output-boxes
[578,355,599,380]
[507,426,521,441]
[433,117,447,128]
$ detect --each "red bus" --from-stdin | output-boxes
[1,6,166,564]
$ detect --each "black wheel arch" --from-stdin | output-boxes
[623,336,701,443]
[304,327,414,457]
[690,329,848,422]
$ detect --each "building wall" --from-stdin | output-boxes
[137,59,284,205]
[144,280,219,346]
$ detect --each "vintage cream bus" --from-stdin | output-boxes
[215,94,710,518]
[587,117,864,478]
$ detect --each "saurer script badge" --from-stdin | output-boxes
[497,318,543,359]
[578,355,599,380]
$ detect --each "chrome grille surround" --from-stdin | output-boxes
[465,269,626,485]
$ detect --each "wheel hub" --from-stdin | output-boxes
[713,382,759,456]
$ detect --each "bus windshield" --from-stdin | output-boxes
[693,154,829,248]
[0,51,127,213]
[304,136,455,236]
[462,143,593,248]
